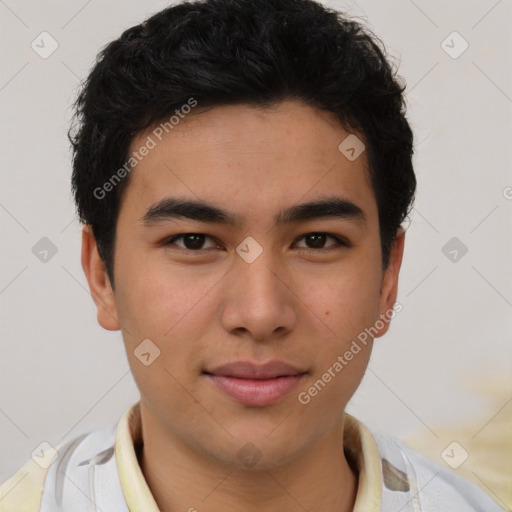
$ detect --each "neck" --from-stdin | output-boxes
[138,406,358,512]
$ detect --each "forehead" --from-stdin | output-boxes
[120,100,377,227]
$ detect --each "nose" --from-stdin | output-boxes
[219,246,298,342]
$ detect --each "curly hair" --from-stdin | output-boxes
[70,0,416,286]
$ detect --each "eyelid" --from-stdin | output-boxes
[165,233,221,250]
[293,232,349,249]
[165,232,351,251]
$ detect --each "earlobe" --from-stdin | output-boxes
[81,225,121,331]
[374,227,406,339]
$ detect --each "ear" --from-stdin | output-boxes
[374,227,406,339]
[81,225,120,331]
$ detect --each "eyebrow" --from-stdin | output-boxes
[140,195,367,228]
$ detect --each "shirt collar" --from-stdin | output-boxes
[344,412,383,511]
[115,401,161,510]
[115,402,383,511]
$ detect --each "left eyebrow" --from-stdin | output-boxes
[140,195,367,228]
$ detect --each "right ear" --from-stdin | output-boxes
[80,225,120,331]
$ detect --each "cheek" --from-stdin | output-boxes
[296,273,378,418]
[113,266,208,407]
[300,260,382,338]
[114,260,211,342]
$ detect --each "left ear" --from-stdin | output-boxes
[374,227,406,339]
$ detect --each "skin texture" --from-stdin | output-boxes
[81,99,405,512]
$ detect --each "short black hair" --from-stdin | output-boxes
[70,0,416,287]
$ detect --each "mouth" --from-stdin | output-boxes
[203,360,307,407]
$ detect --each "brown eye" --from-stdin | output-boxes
[294,232,347,250]
[166,233,219,250]
[164,232,348,253]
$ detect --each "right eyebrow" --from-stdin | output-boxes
[140,195,367,228]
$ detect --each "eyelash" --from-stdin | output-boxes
[164,232,350,252]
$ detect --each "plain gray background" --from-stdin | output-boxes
[1,0,511,496]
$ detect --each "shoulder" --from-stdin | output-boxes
[0,424,124,512]
[371,429,507,512]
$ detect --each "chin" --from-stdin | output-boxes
[199,429,310,472]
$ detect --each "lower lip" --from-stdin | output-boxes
[206,374,305,406]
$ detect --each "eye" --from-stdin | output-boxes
[165,233,220,251]
[164,232,349,252]
[293,232,348,250]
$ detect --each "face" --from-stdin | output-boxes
[82,100,404,470]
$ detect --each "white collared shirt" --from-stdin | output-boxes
[0,402,505,511]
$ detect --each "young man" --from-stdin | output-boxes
[0,0,505,510]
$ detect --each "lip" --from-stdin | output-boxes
[204,360,307,407]
[206,360,305,379]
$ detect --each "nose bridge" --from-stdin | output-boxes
[220,238,297,340]
[234,240,285,304]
